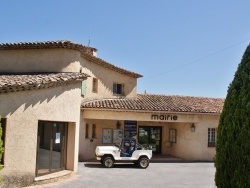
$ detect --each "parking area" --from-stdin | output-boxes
[32,161,216,188]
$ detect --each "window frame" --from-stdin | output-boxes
[113,83,124,95]
[85,124,89,139]
[92,78,98,93]
[208,128,216,147]
[92,124,96,138]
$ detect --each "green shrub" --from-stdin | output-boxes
[215,44,250,187]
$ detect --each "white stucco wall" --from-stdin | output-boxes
[0,83,81,186]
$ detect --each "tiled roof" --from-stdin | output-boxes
[0,40,97,55]
[81,94,224,114]
[0,40,142,78]
[0,72,89,94]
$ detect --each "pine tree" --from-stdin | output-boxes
[0,116,3,170]
[215,44,250,187]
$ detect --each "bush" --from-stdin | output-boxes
[215,44,250,187]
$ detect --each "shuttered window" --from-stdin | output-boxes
[208,128,216,147]
[81,80,87,97]
[85,124,89,139]
[113,83,124,95]
[92,124,96,138]
[92,78,98,93]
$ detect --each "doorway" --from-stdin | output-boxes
[36,121,68,176]
[138,126,162,154]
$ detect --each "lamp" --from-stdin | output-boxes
[116,121,121,129]
[191,123,195,132]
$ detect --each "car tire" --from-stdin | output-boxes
[102,156,114,168]
[138,157,149,169]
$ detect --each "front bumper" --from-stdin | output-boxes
[95,154,102,160]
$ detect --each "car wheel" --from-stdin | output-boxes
[138,157,149,169]
[102,157,114,168]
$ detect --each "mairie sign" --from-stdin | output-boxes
[151,114,178,121]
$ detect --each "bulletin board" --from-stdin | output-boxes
[124,121,137,148]
[102,129,112,143]
[169,129,177,143]
[113,129,123,143]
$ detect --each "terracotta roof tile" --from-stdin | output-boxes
[0,72,89,94]
[81,94,224,114]
[0,40,97,54]
[0,40,142,78]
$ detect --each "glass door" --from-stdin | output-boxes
[36,121,67,176]
[138,126,162,154]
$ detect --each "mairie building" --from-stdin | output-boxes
[0,40,224,187]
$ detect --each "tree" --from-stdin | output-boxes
[0,116,3,170]
[215,44,250,187]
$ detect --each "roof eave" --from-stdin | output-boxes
[81,107,221,115]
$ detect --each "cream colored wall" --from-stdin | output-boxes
[81,60,138,100]
[79,119,121,161]
[164,115,219,161]
[83,110,201,122]
[0,83,81,186]
[80,109,219,161]
[0,49,138,99]
[0,49,81,73]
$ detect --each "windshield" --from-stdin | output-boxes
[114,140,122,148]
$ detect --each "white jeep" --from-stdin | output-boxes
[95,139,152,169]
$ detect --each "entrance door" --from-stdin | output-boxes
[138,126,162,154]
[36,121,67,176]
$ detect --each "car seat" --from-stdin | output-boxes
[120,140,136,157]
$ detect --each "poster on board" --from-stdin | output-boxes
[124,121,137,149]
[55,133,60,144]
[102,129,112,143]
[113,129,123,143]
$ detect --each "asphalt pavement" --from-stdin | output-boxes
[30,162,216,188]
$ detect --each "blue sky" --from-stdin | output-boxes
[1,1,250,98]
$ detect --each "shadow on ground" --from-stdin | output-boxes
[84,162,144,169]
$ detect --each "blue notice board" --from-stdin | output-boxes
[124,120,137,149]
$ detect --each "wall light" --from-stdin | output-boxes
[191,123,196,132]
[116,121,121,129]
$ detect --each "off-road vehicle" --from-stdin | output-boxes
[95,139,152,169]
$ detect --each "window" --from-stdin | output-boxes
[92,124,96,138]
[113,83,124,95]
[81,80,87,97]
[85,124,89,138]
[208,128,216,147]
[0,118,6,165]
[92,78,98,93]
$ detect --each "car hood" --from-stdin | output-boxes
[96,146,117,151]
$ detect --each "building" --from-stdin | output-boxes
[81,94,223,161]
[0,40,224,186]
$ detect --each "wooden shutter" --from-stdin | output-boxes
[81,80,87,96]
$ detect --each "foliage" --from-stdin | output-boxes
[215,44,250,187]
[0,116,3,169]
[0,115,3,187]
